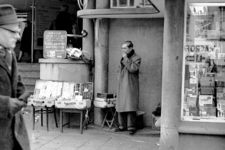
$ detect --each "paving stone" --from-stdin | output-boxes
[57,146,78,150]
[41,143,63,149]
[77,145,99,150]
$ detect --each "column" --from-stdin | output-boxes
[94,0,110,125]
[160,0,185,150]
[82,0,95,58]
[82,0,95,82]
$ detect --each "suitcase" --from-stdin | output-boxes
[94,98,116,108]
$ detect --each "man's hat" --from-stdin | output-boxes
[0,4,26,30]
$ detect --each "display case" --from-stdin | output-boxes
[27,80,93,109]
[182,2,225,122]
[27,80,63,107]
[55,82,93,109]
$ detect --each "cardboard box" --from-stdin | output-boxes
[217,100,225,110]
[187,96,197,108]
[187,84,198,95]
[200,86,214,95]
[189,107,198,116]
[205,107,217,117]
[200,107,216,117]
[200,76,215,86]
[215,59,225,66]
[199,95,213,107]
[216,81,225,87]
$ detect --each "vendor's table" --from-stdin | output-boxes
[59,108,89,134]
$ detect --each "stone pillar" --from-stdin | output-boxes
[94,18,109,125]
[93,0,110,125]
[160,0,185,150]
[82,0,95,82]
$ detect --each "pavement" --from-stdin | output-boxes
[23,108,160,150]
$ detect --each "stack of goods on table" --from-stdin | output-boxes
[27,80,63,107]
[55,82,93,109]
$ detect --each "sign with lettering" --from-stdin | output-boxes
[43,30,67,59]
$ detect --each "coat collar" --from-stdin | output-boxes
[127,49,135,59]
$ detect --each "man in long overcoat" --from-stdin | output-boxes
[115,41,141,135]
[0,4,30,150]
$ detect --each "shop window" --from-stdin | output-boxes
[182,3,225,122]
[110,0,155,8]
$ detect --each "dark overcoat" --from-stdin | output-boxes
[0,51,30,150]
[116,51,141,112]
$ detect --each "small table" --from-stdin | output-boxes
[59,108,89,134]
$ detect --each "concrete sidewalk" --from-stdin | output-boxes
[23,111,160,150]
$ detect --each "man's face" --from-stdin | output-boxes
[61,6,66,12]
[0,23,20,49]
[121,43,132,54]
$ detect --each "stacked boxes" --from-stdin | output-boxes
[200,73,215,87]
[198,73,216,117]
[199,95,216,117]
[186,96,198,116]
[216,87,225,117]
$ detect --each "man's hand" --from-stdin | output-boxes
[18,91,30,104]
[9,98,26,116]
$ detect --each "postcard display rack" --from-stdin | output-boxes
[182,3,225,122]
[28,80,93,109]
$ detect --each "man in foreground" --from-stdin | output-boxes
[0,4,30,150]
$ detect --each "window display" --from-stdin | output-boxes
[182,3,225,122]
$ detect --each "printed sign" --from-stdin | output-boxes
[43,30,67,59]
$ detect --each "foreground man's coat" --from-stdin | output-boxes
[116,50,141,112]
[0,51,30,150]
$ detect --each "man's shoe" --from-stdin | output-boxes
[129,130,136,135]
[114,128,126,132]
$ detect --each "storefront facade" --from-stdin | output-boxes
[161,0,225,149]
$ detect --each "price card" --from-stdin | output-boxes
[43,30,67,59]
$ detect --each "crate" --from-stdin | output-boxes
[200,86,214,95]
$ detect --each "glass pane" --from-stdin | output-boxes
[130,0,134,7]
[113,0,117,7]
[119,0,128,7]
[182,3,225,122]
